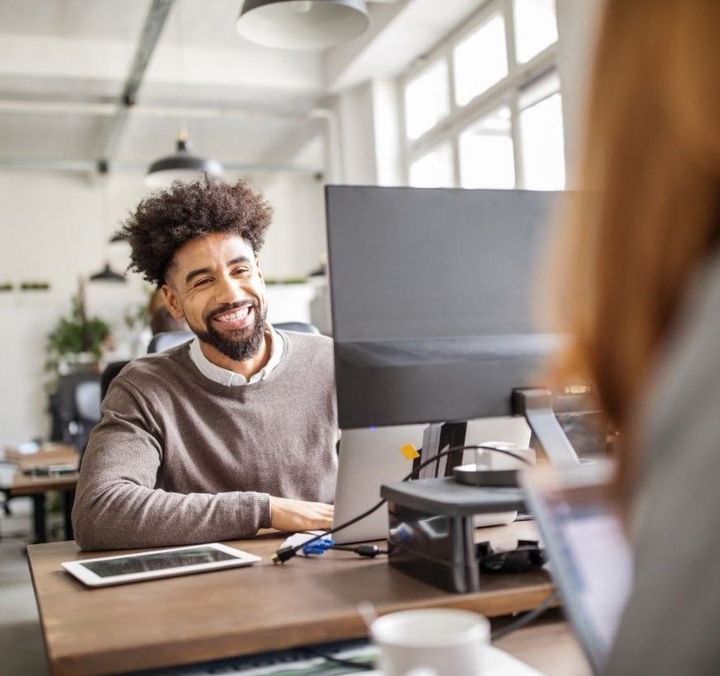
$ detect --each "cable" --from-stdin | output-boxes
[332,544,388,557]
[272,443,532,564]
[302,646,375,671]
[490,591,559,642]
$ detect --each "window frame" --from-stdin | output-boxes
[400,0,561,190]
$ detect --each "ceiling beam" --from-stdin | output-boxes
[0,157,319,176]
[0,98,305,121]
[96,0,176,170]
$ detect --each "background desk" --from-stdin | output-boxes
[1,445,78,542]
[28,522,590,675]
[8,473,78,542]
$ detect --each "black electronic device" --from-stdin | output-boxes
[326,185,565,430]
[380,478,526,593]
[325,186,589,592]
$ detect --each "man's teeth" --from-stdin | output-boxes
[215,306,251,322]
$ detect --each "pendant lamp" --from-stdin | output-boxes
[236,0,370,51]
[145,129,224,188]
[89,262,126,283]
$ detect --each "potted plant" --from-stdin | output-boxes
[46,279,111,376]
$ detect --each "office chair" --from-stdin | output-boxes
[56,372,102,453]
[273,321,319,334]
[101,361,130,401]
[147,330,195,353]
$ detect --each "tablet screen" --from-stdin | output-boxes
[82,545,237,578]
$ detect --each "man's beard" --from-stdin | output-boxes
[193,301,267,362]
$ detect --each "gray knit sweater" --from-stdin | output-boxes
[72,331,339,551]
[604,252,720,674]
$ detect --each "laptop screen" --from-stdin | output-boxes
[521,464,633,673]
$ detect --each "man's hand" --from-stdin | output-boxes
[268,496,334,532]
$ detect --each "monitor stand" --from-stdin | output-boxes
[512,388,580,466]
[382,388,584,593]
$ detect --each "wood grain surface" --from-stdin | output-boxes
[27,521,581,675]
[9,473,78,496]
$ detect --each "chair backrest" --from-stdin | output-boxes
[101,360,130,401]
[56,372,102,452]
[147,330,195,353]
[75,381,101,421]
[273,321,319,335]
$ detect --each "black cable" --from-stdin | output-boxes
[302,646,375,671]
[333,544,388,557]
[490,591,559,642]
[272,443,532,564]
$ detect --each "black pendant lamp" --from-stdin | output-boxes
[236,0,370,51]
[89,262,126,283]
[145,129,224,188]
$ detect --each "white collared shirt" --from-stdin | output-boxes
[189,326,285,386]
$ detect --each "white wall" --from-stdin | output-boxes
[0,171,141,444]
[331,78,404,187]
[0,169,326,444]
[335,82,378,185]
[253,172,327,279]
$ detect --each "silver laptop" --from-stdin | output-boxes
[520,461,633,675]
[332,424,425,545]
[332,417,532,545]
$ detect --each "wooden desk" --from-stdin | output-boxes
[8,444,79,472]
[2,445,79,542]
[9,473,78,542]
[27,521,588,675]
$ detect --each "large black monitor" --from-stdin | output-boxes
[326,185,564,430]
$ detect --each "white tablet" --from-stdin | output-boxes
[62,543,261,587]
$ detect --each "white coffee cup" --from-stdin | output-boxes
[370,608,490,676]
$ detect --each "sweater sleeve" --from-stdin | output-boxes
[71,377,272,551]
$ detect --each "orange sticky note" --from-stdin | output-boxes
[400,443,420,460]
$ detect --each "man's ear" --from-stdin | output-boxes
[161,284,184,320]
[256,258,264,283]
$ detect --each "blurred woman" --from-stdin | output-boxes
[551,1,720,672]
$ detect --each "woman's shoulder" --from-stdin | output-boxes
[639,251,720,460]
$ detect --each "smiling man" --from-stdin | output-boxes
[72,178,338,551]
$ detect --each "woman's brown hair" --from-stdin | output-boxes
[552,0,720,500]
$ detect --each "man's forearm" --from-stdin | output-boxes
[72,480,271,551]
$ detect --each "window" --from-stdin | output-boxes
[403,0,564,191]
[513,0,558,64]
[459,106,515,189]
[519,73,565,190]
[404,59,449,141]
[453,12,508,106]
[409,143,454,188]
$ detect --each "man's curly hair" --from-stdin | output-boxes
[117,177,273,287]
